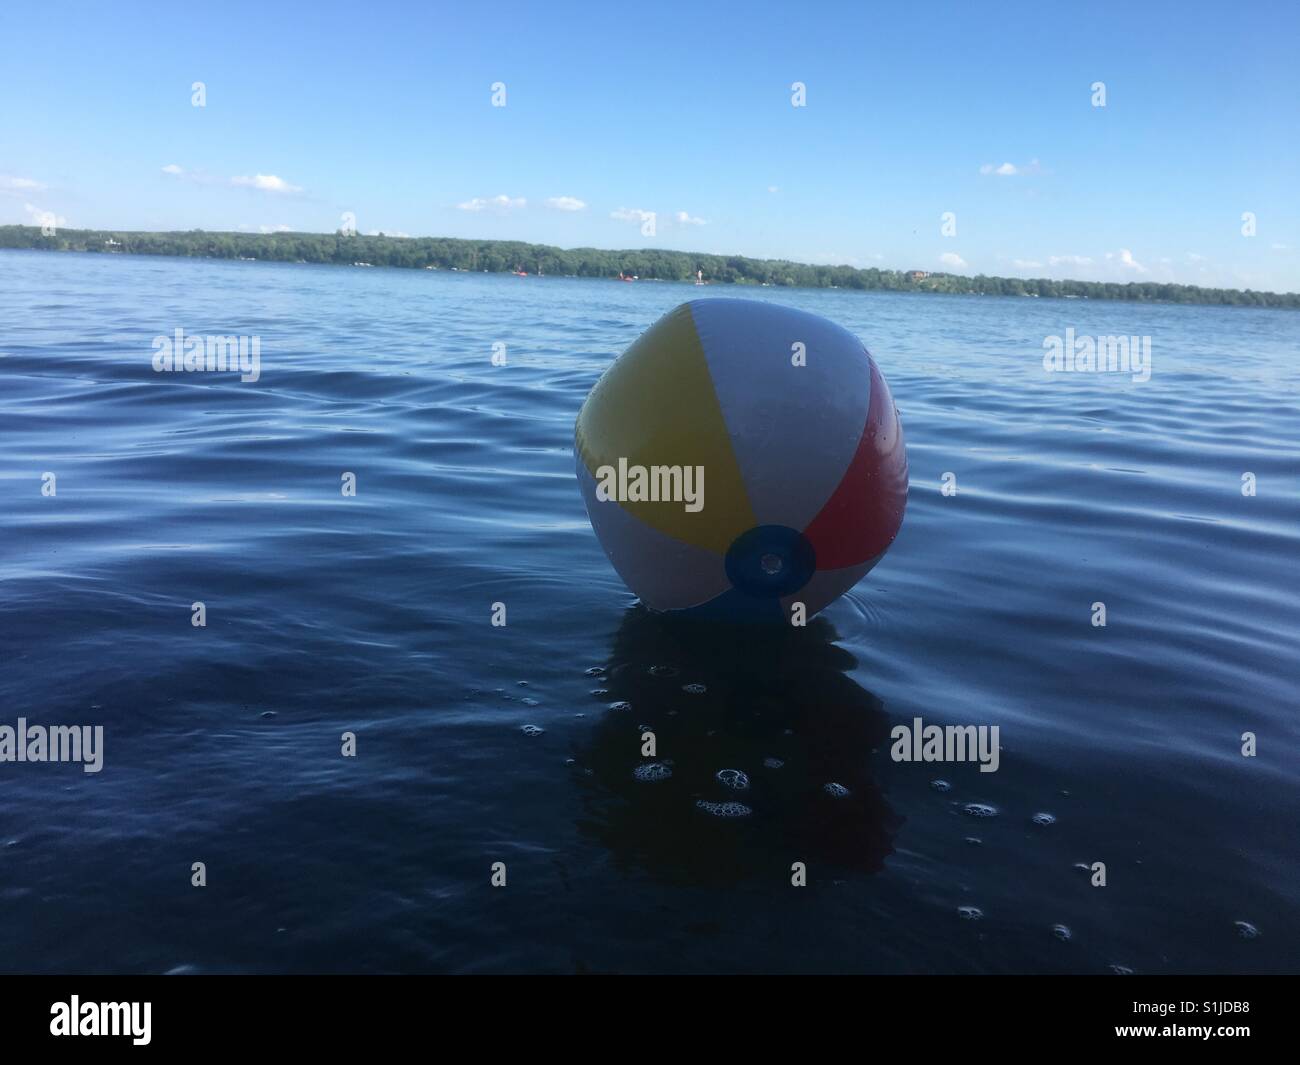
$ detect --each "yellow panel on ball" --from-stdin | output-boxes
[574,302,755,555]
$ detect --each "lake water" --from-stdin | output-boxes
[1,249,1297,973]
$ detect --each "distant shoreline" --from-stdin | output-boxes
[3,225,1296,309]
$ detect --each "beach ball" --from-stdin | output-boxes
[574,299,907,621]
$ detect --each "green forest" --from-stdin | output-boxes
[3,224,1296,308]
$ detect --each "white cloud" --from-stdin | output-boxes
[1186,252,1206,262]
[545,196,586,211]
[611,207,655,223]
[258,224,291,233]
[231,174,302,194]
[939,252,967,268]
[367,229,411,237]
[458,194,526,212]
[674,210,707,226]
[1108,248,1147,273]
[767,185,779,193]
[161,164,184,175]
[1049,254,1093,266]
[1270,243,1288,251]
[979,158,1041,177]
[1,175,46,192]
[1012,259,1043,269]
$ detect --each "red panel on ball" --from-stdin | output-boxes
[801,355,908,569]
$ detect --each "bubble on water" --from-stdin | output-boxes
[520,725,544,737]
[964,837,982,845]
[638,723,651,732]
[521,697,539,707]
[1032,812,1057,826]
[716,768,750,791]
[682,683,707,694]
[963,803,997,818]
[823,782,851,798]
[763,757,785,769]
[564,758,576,766]
[517,681,529,687]
[634,762,673,783]
[584,667,606,677]
[260,711,277,719]
[783,728,794,736]
[648,665,678,677]
[958,906,983,920]
[608,701,631,712]
[695,799,752,818]
[590,688,609,697]
[1234,920,1260,939]
[1108,964,1134,975]
[1073,862,1091,874]
[930,779,952,792]
[1051,924,1072,941]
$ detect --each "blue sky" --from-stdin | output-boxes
[2,0,1297,290]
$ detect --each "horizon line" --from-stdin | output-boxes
[3,224,1295,300]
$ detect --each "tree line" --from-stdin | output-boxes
[2,225,1295,308]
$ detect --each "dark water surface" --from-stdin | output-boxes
[1,249,1297,973]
